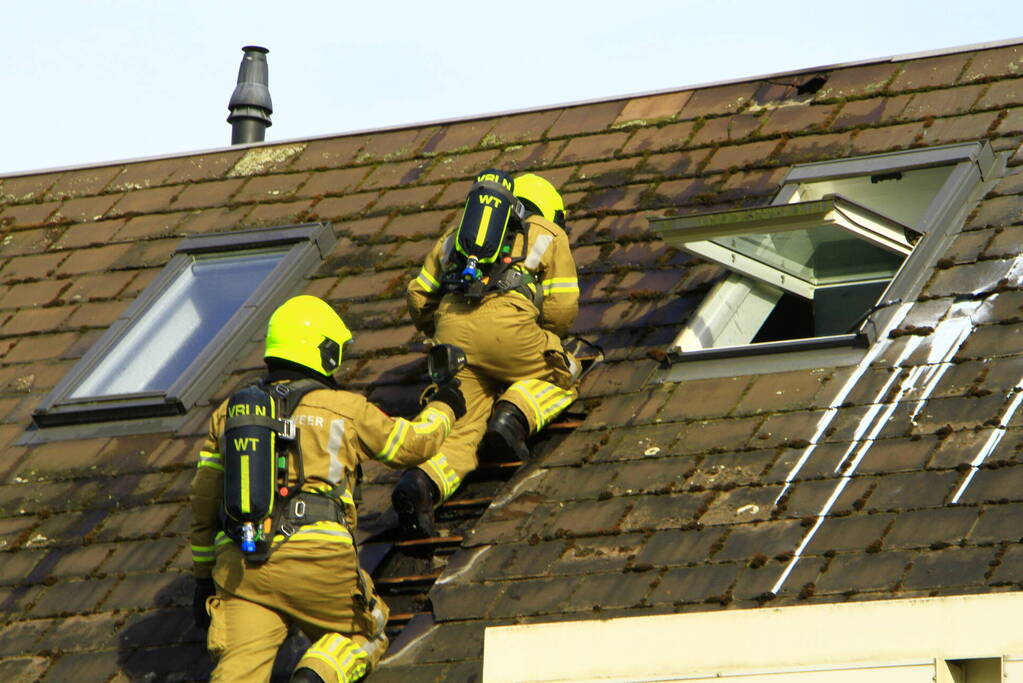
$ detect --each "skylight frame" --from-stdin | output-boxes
[31,222,335,429]
[650,141,998,381]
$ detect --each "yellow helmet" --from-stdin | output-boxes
[264,295,352,376]
[513,173,566,228]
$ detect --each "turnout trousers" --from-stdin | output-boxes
[206,523,388,683]
[419,294,578,501]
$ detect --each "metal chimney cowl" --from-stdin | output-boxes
[228,46,273,145]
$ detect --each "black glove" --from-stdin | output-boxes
[430,382,466,419]
[193,578,216,630]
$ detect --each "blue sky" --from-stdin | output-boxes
[2,0,1021,175]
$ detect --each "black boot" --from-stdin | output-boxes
[291,667,325,683]
[392,468,439,539]
[481,401,530,462]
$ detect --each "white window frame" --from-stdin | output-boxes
[26,222,335,439]
[650,141,999,381]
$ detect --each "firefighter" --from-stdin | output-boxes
[392,171,580,539]
[190,295,465,683]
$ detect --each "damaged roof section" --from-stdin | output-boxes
[0,40,1021,681]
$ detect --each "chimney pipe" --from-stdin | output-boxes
[227,46,273,144]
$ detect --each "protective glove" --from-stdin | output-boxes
[193,578,216,630]
[430,382,466,419]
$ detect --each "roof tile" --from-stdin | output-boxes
[831,95,912,130]
[648,563,739,606]
[174,206,252,235]
[494,140,569,171]
[754,410,829,449]
[26,576,118,618]
[0,619,53,657]
[865,470,960,510]
[231,173,311,204]
[384,209,455,240]
[56,243,133,276]
[227,144,306,177]
[816,550,910,593]
[614,92,693,127]
[803,513,894,554]
[957,463,1023,504]
[689,113,764,147]
[901,546,994,590]
[759,105,838,137]
[735,368,831,415]
[636,149,712,181]
[774,132,854,165]
[355,128,431,163]
[901,85,987,119]
[849,122,926,155]
[163,150,245,183]
[919,111,1001,146]
[550,535,642,576]
[546,102,626,139]
[314,193,381,222]
[296,167,371,199]
[107,185,182,218]
[52,218,125,249]
[0,252,67,283]
[703,140,781,173]
[0,657,49,681]
[572,158,641,189]
[716,519,806,561]
[734,556,824,601]
[681,82,758,120]
[54,194,123,224]
[635,527,726,567]
[241,199,315,227]
[619,491,709,532]
[675,415,763,455]
[781,477,872,517]
[890,53,971,92]
[101,572,181,610]
[960,45,1023,82]
[996,106,1023,137]
[0,173,63,203]
[698,485,783,526]
[620,120,696,155]
[0,227,59,256]
[490,575,581,619]
[564,571,652,611]
[429,580,504,621]
[43,166,122,200]
[989,544,1023,584]
[2,306,74,336]
[421,120,495,156]
[114,213,188,241]
[0,280,67,310]
[169,178,245,211]
[856,436,937,474]
[371,185,444,214]
[883,506,978,549]
[686,450,778,490]
[290,137,364,171]
[549,497,633,537]
[816,64,900,100]
[0,201,61,229]
[555,132,631,165]
[360,159,432,190]
[106,159,183,191]
[423,149,503,183]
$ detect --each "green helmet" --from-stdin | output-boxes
[264,295,352,376]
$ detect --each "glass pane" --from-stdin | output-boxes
[712,225,904,286]
[69,248,287,399]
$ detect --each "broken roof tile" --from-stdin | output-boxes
[681,82,757,119]
[619,491,709,532]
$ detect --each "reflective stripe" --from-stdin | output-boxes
[415,267,440,293]
[214,531,233,549]
[303,633,369,683]
[377,407,451,462]
[523,234,554,270]
[423,452,461,501]
[509,379,576,430]
[191,544,215,564]
[376,419,410,462]
[410,405,452,436]
[542,276,579,295]
[198,451,223,471]
[326,418,345,483]
[273,521,353,546]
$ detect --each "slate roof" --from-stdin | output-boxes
[1,38,1023,681]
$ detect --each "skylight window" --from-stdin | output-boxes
[651,141,997,372]
[31,223,335,431]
